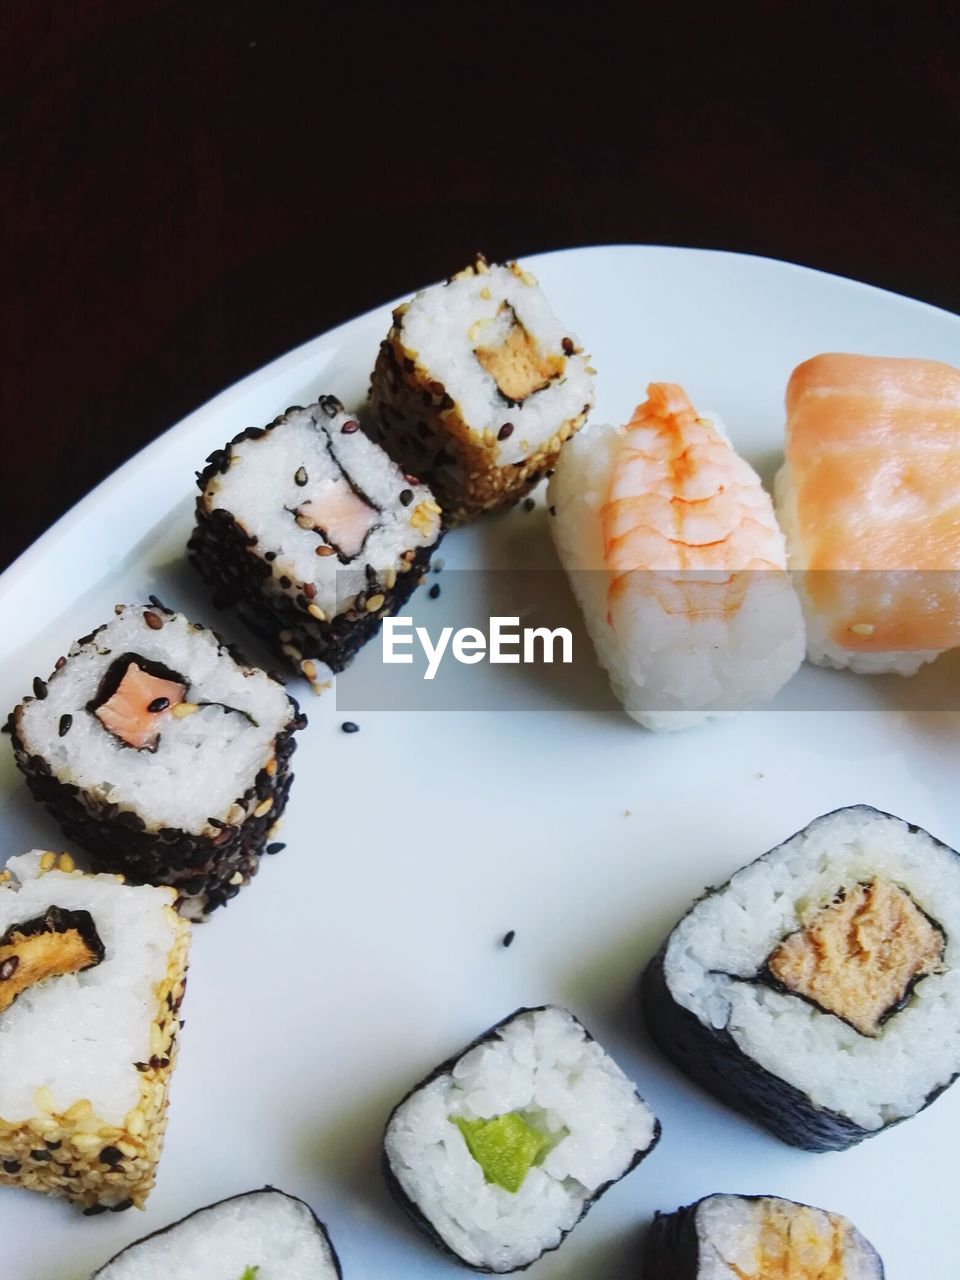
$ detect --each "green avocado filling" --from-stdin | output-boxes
[238,1268,259,1280]
[453,1112,549,1194]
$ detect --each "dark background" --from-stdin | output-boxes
[4,2,958,570]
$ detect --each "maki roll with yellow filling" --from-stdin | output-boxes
[368,257,594,523]
[8,603,305,917]
[644,1194,884,1278]
[189,397,443,680]
[383,1005,660,1273]
[93,1188,342,1278]
[642,806,960,1150]
[0,851,189,1211]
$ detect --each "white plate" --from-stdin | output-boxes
[2,246,959,1280]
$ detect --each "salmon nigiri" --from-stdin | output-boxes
[775,354,960,674]
[549,384,804,730]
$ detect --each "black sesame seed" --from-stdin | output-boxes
[341,419,360,434]
[110,1198,134,1213]
[294,466,308,487]
[279,576,292,590]
[502,930,516,948]
[32,677,47,700]
[341,721,360,734]
[2,1160,20,1174]
[523,498,536,512]
[266,842,286,855]
[98,1146,123,1167]
[561,337,575,355]
[30,1149,52,1162]
[549,505,557,517]
[399,488,414,506]
[58,713,73,737]
[497,422,514,441]
[428,583,441,599]
[265,551,277,561]
[146,697,170,714]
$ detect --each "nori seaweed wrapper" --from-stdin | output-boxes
[382,1005,661,1273]
[640,805,960,1152]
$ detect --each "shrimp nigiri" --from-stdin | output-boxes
[775,353,960,674]
[549,383,804,730]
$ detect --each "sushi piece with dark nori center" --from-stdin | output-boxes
[188,397,443,681]
[92,1187,341,1278]
[642,805,960,1151]
[8,603,306,918]
[643,1193,884,1278]
[383,1005,660,1273]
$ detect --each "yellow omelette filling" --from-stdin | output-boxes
[726,1202,847,1279]
[766,878,945,1037]
[475,311,564,403]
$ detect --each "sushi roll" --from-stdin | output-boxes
[548,383,805,731]
[8,602,305,917]
[189,397,443,678]
[382,1005,660,1273]
[643,1193,884,1278]
[642,805,960,1151]
[368,256,594,523]
[774,353,960,674]
[93,1188,342,1278]
[0,850,189,1210]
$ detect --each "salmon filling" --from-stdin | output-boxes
[475,309,564,404]
[296,476,379,560]
[93,659,187,751]
[766,878,946,1037]
[726,1201,847,1279]
[0,906,104,1014]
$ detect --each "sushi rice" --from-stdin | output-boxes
[383,1006,660,1273]
[0,851,189,1210]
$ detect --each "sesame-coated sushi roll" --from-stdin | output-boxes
[93,1188,342,1278]
[643,1193,884,1278]
[383,1005,660,1273]
[368,256,594,523]
[8,603,305,918]
[189,396,443,678]
[642,806,960,1151]
[0,850,189,1211]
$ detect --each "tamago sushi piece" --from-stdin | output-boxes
[8,602,305,918]
[642,806,960,1151]
[643,1193,885,1279]
[775,352,960,674]
[189,396,442,679]
[93,1188,342,1279]
[548,383,804,730]
[0,851,189,1211]
[368,256,594,522]
[383,1006,660,1273]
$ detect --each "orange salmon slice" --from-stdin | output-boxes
[94,663,186,750]
[298,477,378,559]
[785,353,960,652]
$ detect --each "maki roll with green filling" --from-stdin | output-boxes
[642,805,960,1151]
[93,1188,342,1278]
[643,1194,884,1278]
[8,603,305,918]
[368,257,594,523]
[189,396,443,681]
[383,1005,660,1273]
[0,850,190,1211]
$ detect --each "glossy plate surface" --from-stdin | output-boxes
[2,246,958,1278]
